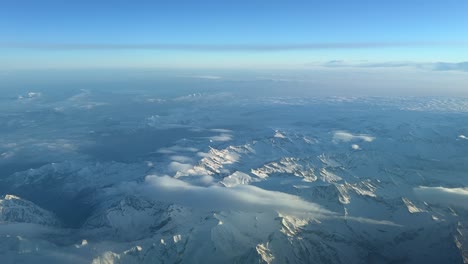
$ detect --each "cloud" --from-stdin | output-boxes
[139,175,335,216]
[197,151,210,158]
[0,151,14,159]
[343,216,401,227]
[320,60,421,69]
[414,186,468,209]
[157,146,199,154]
[0,139,82,168]
[168,161,193,173]
[170,155,194,163]
[17,91,42,101]
[318,60,468,72]
[108,175,397,226]
[210,129,232,133]
[433,62,468,72]
[333,131,375,143]
[0,223,65,237]
[173,92,232,102]
[2,41,467,52]
[193,75,223,80]
[209,133,233,142]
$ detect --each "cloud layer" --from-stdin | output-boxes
[319,60,468,72]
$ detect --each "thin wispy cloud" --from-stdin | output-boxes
[434,62,468,72]
[414,186,468,209]
[321,60,422,68]
[317,60,468,72]
[1,41,467,51]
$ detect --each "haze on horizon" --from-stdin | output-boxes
[1,0,468,96]
[0,1,466,67]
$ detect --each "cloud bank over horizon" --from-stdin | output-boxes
[319,60,468,72]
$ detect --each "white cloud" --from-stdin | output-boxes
[197,152,210,158]
[333,131,375,143]
[173,92,232,103]
[141,175,335,216]
[157,146,199,154]
[319,60,468,73]
[1,151,14,159]
[34,139,77,152]
[146,98,165,103]
[414,186,468,209]
[0,223,65,238]
[209,133,233,142]
[210,128,232,133]
[0,139,83,166]
[193,75,222,80]
[351,144,361,150]
[169,162,193,173]
[27,92,41,98]
[17,92,42,101]
[170,155,193,163]
[343,216,401,226]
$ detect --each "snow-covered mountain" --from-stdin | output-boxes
[0,194,60,226]
[1,92,468,263]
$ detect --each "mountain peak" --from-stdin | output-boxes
[0,194,60,226]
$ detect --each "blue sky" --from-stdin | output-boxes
[1,0,468,69]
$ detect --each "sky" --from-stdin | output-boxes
[1,0,468,69]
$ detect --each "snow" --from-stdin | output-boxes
[402,197,425,213]
[220,171,255,187]
[1,92,468,263]
[256,243,275,264]
[173,234,182,243]
[0,195,60,226]
[75,240,88,248]
[351,144,360,150]
[274,130,286,138]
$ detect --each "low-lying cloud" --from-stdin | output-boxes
[414,186,468,209]
[140,175,335,216]
[433,62,468,72]
[319,60,468,72]
[209,133,233,142]
[333,131,375,143]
